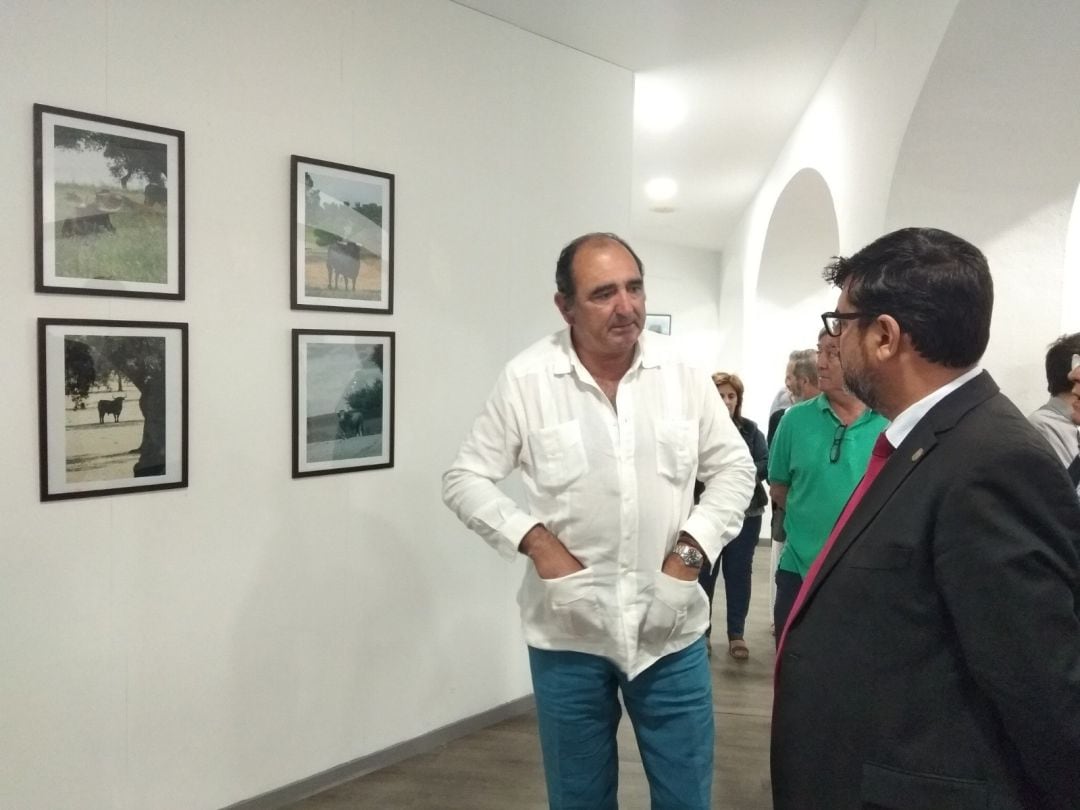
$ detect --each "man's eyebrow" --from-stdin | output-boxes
[588,283,617,297]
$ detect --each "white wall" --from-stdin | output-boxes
[631,238,724,368]
[0,2,633,808]
[717,0,960,380]
[746,168,840,423]
[885,0,1080,412]
[721,0,1080,419]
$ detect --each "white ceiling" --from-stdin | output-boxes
[451,0,867,250]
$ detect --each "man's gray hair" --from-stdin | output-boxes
[790,348,818,386]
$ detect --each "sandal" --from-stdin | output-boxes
[728,638,749,660]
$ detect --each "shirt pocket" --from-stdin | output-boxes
[638,571,705,646]
[543,567,606,638]
[655,418,698,484]
[527,420,589,490]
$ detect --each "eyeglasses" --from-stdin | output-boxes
[821,311,869,337]
[830,423,848,463]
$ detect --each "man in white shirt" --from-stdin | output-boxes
[771,227,1080,810]
[1028,333,1080,492]
[443,232,754,810]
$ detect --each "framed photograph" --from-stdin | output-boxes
[291,155,394,313]
[293,330,395,477]
[34,104,184,299]
[38,318,188,501]
[645,313,672,335]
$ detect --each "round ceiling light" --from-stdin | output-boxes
[645,177,678,211]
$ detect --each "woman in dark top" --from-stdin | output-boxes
[698,372,769,659]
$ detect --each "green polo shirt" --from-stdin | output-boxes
[767,394,889,577]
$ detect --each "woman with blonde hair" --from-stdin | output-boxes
[698,372,769,659]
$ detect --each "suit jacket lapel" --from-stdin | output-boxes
[801,371,1001,604]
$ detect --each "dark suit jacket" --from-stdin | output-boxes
[772,372,1080,810]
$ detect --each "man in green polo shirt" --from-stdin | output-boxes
[768,330,888,645]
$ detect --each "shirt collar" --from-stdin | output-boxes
[554,327,657,376]
[1044,395,1077,420]
[885,365,982,448]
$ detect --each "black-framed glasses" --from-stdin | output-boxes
[830,423,848,463]
[821,311,868,337]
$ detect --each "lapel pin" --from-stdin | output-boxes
[911,448,925,462]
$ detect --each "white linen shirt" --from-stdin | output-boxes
[442,328,755,678]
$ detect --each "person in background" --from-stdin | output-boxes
[443,232,755,810]
[768,349,820,444]
[767,331,887,645]
[1028,333,1080,493]
[768,384,795,417]
[697,372,769,660]
[766,348,819,630]
[1071,353,1080,420]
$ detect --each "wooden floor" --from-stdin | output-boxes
[285,545,775,809]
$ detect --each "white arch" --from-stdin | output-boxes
[742,167,839,422]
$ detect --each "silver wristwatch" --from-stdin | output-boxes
[673,542,705,569]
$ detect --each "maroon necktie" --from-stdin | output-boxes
[777,431,894,656]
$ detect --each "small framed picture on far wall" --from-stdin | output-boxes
[645,313,672,335]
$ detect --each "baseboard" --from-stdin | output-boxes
[222,694,535,810]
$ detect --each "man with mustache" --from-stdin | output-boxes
[772,227,1080,810]
[768,330,887,644]
[443,232,755,809]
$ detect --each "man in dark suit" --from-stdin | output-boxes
[771,227,1080,810]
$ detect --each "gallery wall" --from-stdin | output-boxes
[718,0,961,419]
[884,0,1080,413]
[0,1,633,808]
[632,238,724,368]
[723,0,1080,418]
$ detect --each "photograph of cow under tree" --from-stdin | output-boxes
[35,104,184,299]
[291,155,393,313]
[38,319,188,501]
[292,330,395,477]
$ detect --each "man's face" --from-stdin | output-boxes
[834,286,883,410]
[816,334,845,396]
[556,240,645,360]
[1069,357,1080,425]
[784,361,798,397]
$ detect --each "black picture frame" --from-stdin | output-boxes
[645,313,672,335]
[34,104,185,299]
[291,155,394,313]
[38,318,189,501]
[292,329,395,477]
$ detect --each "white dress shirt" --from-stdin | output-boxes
[884,366,982,448]
[443,328,755,678]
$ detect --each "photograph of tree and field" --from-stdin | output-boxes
[292,156,393,312]
[50,125,169,283]
[39,320,187,501]
[293,331,394,476]
[35,105,183,298]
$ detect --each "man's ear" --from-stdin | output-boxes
[873,314,903,362]
[554,292,574,326]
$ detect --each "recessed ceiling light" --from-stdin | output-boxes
[644,177,678,203]
[635,77,686,133]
